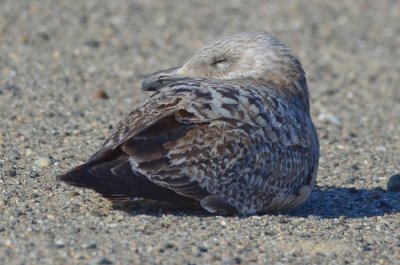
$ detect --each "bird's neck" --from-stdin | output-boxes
[261,73,311,111]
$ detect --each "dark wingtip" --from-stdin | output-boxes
[56,173,68,183]
[56,163,97,188]
[56,164,130,200]
[56,172,82,186]
[57,159,202,206]
[56,168,90,188]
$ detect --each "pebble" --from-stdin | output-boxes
[34,157,52,168]
[198,246,208,252]
[375,146,386,152]
[93,90,109,99]
[83,241,97,249]
[346,176,356,184]
[25,148,34,157]
[115,214,124,222]
[308,215,321,220]
[30,190,40,198]
[387,174,400,192]
[318,112,341,126]
[48,240,65,249]
[1,84,20,95]
[55,240,65,248]
[164,242,175,249]
[10,150,21,160]
[29,171,40,178]
[90,257,113,265]
[8,170,17,177]
[223,257,242,265]
[85,39,101,49]
[38,32,50,41]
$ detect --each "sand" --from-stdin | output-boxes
[1,1,399,264]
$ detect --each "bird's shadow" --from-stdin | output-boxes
[289,185,400,219]
[112,186,400,219]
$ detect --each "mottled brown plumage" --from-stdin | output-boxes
[58,31,319,215]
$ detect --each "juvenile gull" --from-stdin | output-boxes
[58,31,319,215]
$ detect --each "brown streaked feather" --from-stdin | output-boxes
[89,97,187,162]
[58,31,319,214]
[57,156,199,206]
[59,79,318,214]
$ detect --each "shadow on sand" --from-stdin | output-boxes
[289,185,400,219]
[113,186,400,219]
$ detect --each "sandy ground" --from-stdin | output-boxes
[1,0,400,264]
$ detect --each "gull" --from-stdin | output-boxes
[58,31,319,215]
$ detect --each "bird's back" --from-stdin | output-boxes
[59,77,319,214]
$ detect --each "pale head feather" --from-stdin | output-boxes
[179,31,305,89]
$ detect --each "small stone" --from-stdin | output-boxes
[25,148,34,157]
[93,90,109,99]
[30,171,39,178]
[223,257,242,265]
[38,32,50,41]
[375,146,386,152]
[8,170,17,177]
[362,244,372,252]
[387,174,400,192]
[75,253,91,260]
[318,112,341,126]
[85,39,101,49]
[338,216,346,222]
[115,214,124,222]
[83,241,97,249]
[1,84,20,95]
[0,226,5,232]
[164,243,175,249]
[220,220,227,226]
[308,215,321,220]
[198,246,208,252]
[55,240,65,248]
[277,216,288,223]
[90,257,113,265]
[10,150,21,160]
[346,176,356,184]
[72,110,85,117]
[48,240,65,249]
[34,157,52,168]
[30,191,40,198]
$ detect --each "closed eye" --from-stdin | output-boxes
[211,57,228,66]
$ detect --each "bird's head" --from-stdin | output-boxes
[142,31,309,103]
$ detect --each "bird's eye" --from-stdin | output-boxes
[211,57,228,66]
[211,57,229,68]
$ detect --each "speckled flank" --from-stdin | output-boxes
[58,31,319,214]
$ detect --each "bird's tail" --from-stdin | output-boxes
[57,159,132,200]
[57,156,197,205]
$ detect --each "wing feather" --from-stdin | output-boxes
[72,78,317,212]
